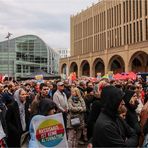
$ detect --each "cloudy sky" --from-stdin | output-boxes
[0,0,98,49]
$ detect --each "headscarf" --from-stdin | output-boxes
[14,88,26,131]
[102,86,124,120]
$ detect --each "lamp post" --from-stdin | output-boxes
[5,32,12,81]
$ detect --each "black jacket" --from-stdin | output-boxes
[123,90,141,136]
[92,86,138,147]
[87,86,116,140]
[93,112,138,147]
[0,94,7,136]
[6,100,30,147]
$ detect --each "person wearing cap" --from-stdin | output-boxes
[53,81,68,128]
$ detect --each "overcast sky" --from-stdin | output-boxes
[0,0,98,49]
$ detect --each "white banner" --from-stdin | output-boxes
[33,113,68,148]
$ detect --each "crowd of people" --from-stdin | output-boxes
[0,76,148,147]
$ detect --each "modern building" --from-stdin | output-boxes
[0,35,60,79]
[60,0,148,77]
[57,48,70,58]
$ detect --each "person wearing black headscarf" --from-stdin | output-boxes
[87,85,111,140]
[92,86,138,147]
[123,90,141,137]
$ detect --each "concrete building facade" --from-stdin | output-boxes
[60,0,148,77]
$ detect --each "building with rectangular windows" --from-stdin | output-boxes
[0,35,60,79]
[57,48,70,58]
[60,0,148,77]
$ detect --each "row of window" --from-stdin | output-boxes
[74,18,148,53]
[73,0,148,55]
[73,0,148,42]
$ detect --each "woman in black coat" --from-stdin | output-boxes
[6,88,30,147]
[92,86,138,147]
[87,86,110,140]
[123,90,141,136]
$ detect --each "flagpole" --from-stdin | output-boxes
[5,32,12,81]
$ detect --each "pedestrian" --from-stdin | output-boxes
[123,90,141,137]
[29,99,57,148]
[53,81,68,128]
[6,88,30,147]
[92,86,138,147]
[67,87,86,147]
[143,119,148,147]
[30,83,50,116]
[0,83,7,147]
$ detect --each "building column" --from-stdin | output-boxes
[121,1,124,45]
[77,64,80,78]
[142,0,146,41]
[67,58,70,77]
[125,45,129,72]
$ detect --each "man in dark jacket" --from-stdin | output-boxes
[92,86,138,147]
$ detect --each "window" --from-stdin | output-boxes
[146,19,148,40]
[136,0,138,19]
[119,4,121,25]
[124,26,126,44]
[145,0,147,16]
[140,20,143,41]
[16,65,21,73]
[126,0,128,23]
[129,0,131,21]
[123,2,126,23]
[133,23,135,43]
[130,24,132,43]
[114,6,116,26]
[133,0,135,20]
[127,25,129,44]
[140,0,142,18]
[137,21,139,42]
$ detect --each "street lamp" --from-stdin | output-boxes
[5,32,13,81]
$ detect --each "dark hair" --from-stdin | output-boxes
[8,84,14,89]
[40,83,47,90]
[24,83,31,87]
[38,99,57,116]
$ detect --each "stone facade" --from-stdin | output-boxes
[60,0,148,77]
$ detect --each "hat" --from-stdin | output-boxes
[57,82,64,86]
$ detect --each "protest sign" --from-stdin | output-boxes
[146,76,148,82]
[33,113,68,148]
[108,71,113,80]
[96,72,101,80]
[35,75,44,84]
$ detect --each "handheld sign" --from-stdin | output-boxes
[146,76,148,83]
[33,113,68,148]
[108,71,113,80]
[35,75,44,84]
[97,72,101,80]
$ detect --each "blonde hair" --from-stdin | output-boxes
[71,87,82,98]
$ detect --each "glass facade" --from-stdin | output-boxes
[0,35,59,79]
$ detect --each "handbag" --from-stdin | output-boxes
[20,131,30,148]
[70,116,81,127]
